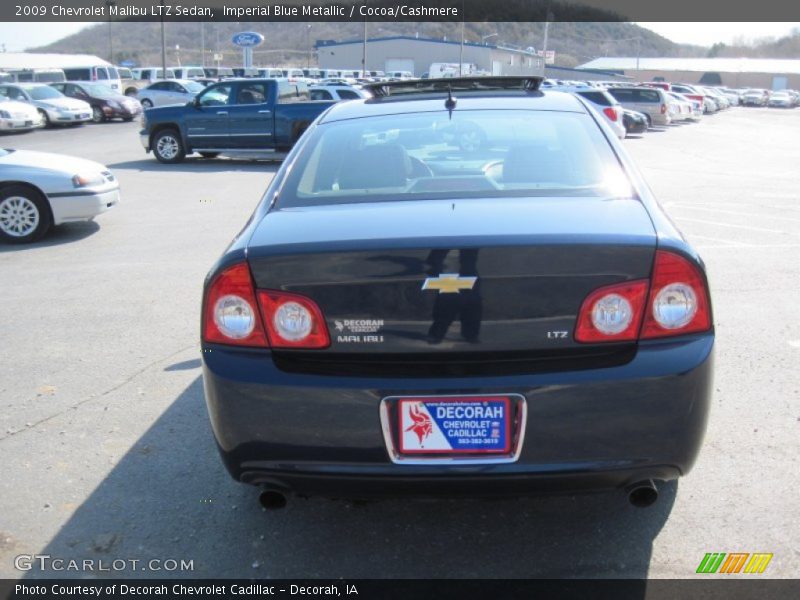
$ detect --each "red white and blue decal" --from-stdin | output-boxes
[398,397,511,454]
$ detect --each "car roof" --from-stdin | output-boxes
[152,79,198,85]
[319,90,587,124]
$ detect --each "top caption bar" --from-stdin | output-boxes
[5,0,800,22]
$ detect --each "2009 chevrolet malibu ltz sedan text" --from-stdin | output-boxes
[201,77,714,509]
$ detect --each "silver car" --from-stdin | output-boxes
[552,86,626,139]
[0,83,91,126]
[137,79,206,108]
[0,149,119,243]
[607,87,672,127]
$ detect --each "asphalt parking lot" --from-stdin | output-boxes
[0,108,798,579]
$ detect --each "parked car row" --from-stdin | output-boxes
[0,80,142,133]
[549,82,710,140]
[545,78,798,112]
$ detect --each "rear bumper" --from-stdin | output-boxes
[202,334,713,497]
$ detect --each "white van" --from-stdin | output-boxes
[7,68,67,84]
[257,68,285,79]
[62,65,121,91]
[172,66,206,79]
[280,68,306,82]
[131,67,176,81]
[387,71,415,80]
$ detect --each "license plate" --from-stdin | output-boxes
[398,396,511,455]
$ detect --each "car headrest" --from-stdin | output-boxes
[337,143,411,190]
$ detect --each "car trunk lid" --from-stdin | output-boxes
[247,197,656,356]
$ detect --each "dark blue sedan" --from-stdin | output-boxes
[201,78,713,509]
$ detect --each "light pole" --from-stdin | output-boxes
[105,1,115,63]
[481,33,498,45]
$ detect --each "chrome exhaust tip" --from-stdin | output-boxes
[627,480,658,508]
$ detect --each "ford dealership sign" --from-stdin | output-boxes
[232,32,265,48]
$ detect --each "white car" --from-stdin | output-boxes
[670,92,703,121]
[665,93,694,122]
[0,97,44,132]
[0,83,91,126]
[137,79,206,108]
[309,85,370,101]
[0,149,119,243]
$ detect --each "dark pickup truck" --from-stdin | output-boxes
[139,79,334,163]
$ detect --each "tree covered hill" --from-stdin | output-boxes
[29,21,687,69]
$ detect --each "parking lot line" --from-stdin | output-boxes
[673,216,798,236]
[674,200,800,214]
[670,204,800,224]
[687,234,750,247]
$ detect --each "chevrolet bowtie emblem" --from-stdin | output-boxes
[422,273,477,294]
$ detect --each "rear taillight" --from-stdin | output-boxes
[575,250,711,343]
[660,103,667,114]
[574,280,649,343]
[602,106,618,122]
[203,262,268,347]
[641,250,711,339]
[257,290,330,349]
[203,264,330,349]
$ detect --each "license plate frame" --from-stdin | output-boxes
[380,393,527,465]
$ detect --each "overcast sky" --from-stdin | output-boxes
[0,22,798,53]
[638,22,799,45]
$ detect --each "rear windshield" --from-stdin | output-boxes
[279,109,631,208]
[609,88,660,103]
[576,90,614,106]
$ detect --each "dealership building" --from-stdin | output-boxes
[316,36,545,77]
[577,57,800,89]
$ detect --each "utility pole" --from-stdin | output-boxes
[160,0,167,77]
[362,18,367,75]
[307,24,312,69]
[106,1,115,63]
[201,22,205,67]
[542,0,553,63]
[636,37,641,73]
[459,15,465,74]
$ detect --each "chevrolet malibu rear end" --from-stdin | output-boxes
[201,79,713,507]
